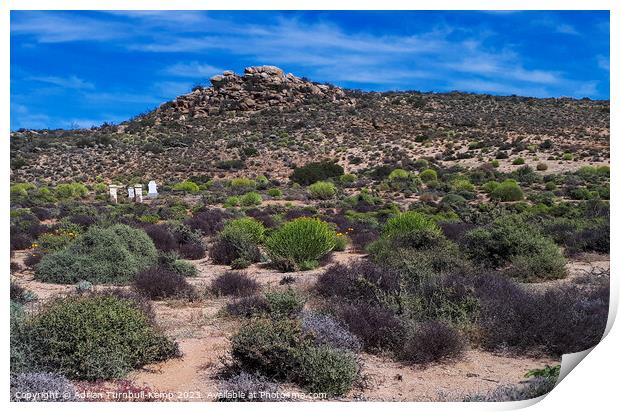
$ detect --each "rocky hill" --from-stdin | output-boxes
[10,65,610,184]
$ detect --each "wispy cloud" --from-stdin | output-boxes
[11,11,129,43]
[162,62,223,78]
[28,75,95,90]
[597,55,610,71]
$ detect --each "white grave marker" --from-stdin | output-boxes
[148,180,158,198]
[128,186,135,199]
[134,184,143,203]
[109,185,121,203]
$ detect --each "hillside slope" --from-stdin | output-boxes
[10,66,610,184]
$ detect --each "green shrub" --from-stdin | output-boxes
[419,169,438,183]
[482,181,500,193]
[595,165,610,177]
[490,179,524,202]
[12,294,178,380]
[224,196,240,207]
[294,345,358,396]
[55,183,88,199]
[223,217,266,243]
[36,229,77,253]
[163,258,194,277]
[10,183,36,202]
[35,224,158,284]
[138,214,160,224]
[333,233,348,251]
[267,188,282,198]
[381,211,443,249]
[291,161,344,185]
[388,168,410,180]
[339,174,357,184]
[265,289,305,317]
[173,181,200,193]
[491,160,500,168]
[240,192,262,206]
[230,318,304,380]
[508,243,567,281]
[512,157,525,165]
[452,178,475,192]
[462,216,566,280]
[229,317,357,397]
[231,258,251,270]
[230,178,256,193]
[93,182,107,193]
[255,175,269,189]
[210,224,262,266]
[562,153,574,161]
[308,181,336,199]
[266,218,336,271]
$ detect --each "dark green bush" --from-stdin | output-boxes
[291,161,344,185]
[230,318,304,380]
[462,216,566,280]
[12,293,178,380]
[209,219,264,266]
[229,317,358,396]
[35,224,158,284]
[266,218,336,271]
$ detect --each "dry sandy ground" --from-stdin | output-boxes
[11,249,608,402]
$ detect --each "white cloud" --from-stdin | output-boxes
[11,12,128,43]
[555,24,579,35]
[597,55,610,71]
[28,75,95,90]
[162,62,223,78]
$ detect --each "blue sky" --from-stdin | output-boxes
[10,10,610,130]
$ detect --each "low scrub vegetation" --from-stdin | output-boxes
[11,292,179,380]
[35,224,158,284]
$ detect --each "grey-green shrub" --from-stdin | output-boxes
[35,224,158,284]
[293,345,358,396]
[10,372,77,402]
[12,293,178,380]
[266,289,305,317]
[266,218,336,271]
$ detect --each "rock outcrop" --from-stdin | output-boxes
[156,65,352,121]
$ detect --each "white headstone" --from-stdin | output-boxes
[128,187,135,199]
[109,185,119,203]
[134,184,143,203]
[148,180,158,198]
